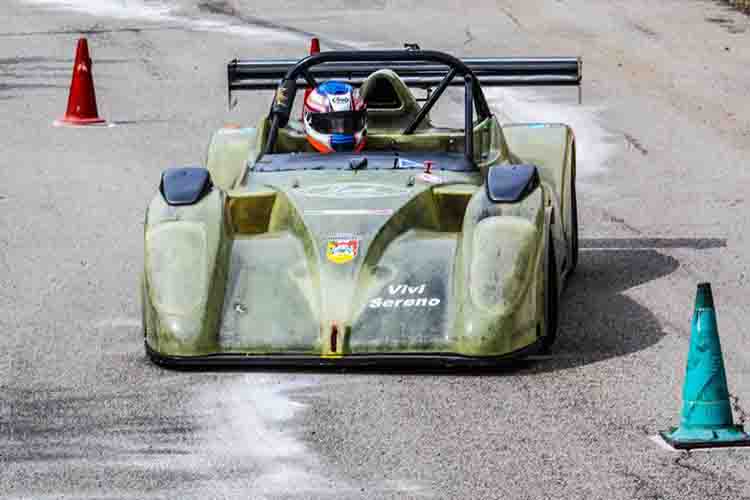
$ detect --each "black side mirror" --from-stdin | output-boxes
[160,167,213,206]
[485,164,540,203]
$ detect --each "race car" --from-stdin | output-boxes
[142,47,581,368]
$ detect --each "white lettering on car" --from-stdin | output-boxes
[368,283,441,309]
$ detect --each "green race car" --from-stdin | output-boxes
[142,48,581,368]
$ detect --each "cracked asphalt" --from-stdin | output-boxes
[2,0,750,498]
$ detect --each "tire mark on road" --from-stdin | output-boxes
[0,26,186,37]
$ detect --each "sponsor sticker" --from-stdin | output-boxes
[327,238,359,264]
[330,95,351,104]
[368,283,441,309]
[330,94,352,112]
[275,86,288,106]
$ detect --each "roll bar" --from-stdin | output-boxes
[226,50,582,164]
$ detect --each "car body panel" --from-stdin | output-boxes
[503,123,576,276]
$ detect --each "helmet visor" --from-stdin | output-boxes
[309,110,366,135]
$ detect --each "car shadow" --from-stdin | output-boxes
[326,236,718,376]
[527,236,726,373]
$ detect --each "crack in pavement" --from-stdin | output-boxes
[729,393,749,425]
[498,5,523,29]
[673,452,720,480]
[463,26,474,46]
[624,132,649,155]
[601,208,644,235]
[196,0,353,49]
[617,469,666,500]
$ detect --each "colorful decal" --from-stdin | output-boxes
[275,85,288,106]
[327,238,359,264]
[368,283,441,309]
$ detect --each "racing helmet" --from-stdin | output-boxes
[303,81,366,153]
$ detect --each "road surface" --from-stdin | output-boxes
[2,0,750,498]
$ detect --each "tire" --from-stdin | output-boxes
[568,175,579,275]
[542,238,559,351]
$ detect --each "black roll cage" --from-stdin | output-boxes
[262,50,494,163]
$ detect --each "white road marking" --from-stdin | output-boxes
[187,375,335,496]
[23,0,173,20]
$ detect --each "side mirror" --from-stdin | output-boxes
[485,164,540,203]
[160,167,213,206]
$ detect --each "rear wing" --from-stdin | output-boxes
[227,54,582,105]
[237,50,582,162]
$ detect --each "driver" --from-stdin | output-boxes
[303,80,367,153]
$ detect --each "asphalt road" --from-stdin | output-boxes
[2,0,750,498]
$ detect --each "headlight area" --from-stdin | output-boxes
[145,221,208,341]
[469,216,538,313]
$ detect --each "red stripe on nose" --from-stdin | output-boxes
[330,323,339,353]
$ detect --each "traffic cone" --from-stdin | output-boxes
[309,37,321,56]
[660,283,750,449]
[58,38,105,125]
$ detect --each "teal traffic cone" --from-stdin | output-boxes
[660,283,750,449]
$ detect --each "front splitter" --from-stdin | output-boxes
[145,340,544,371]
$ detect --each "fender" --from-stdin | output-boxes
[206,127,258,191]
[143,187,229,356]
[502,123,576,274]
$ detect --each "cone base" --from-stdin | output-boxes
[660,426,750,450]
[54,118,111,128]
[58,115,106,125]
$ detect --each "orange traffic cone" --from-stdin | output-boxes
[59,38,105,125]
